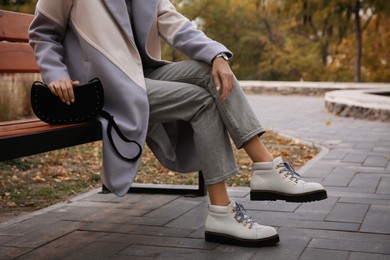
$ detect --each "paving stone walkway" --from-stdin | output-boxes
[0,95,389,259]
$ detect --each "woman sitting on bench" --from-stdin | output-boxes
[29,0,327,247]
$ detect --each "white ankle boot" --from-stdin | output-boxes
[205,201,279,247]
[250,157,327,202]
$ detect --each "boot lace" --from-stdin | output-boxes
[276,162,301,183]
[232,202,256,229]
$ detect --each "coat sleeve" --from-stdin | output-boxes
[28,0,73,84]
[157,0,232,64]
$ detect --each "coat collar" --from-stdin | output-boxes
[103,0,135,44]
[131,1,158,46]
[103,0,158,48]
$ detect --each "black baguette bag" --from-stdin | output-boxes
[31,78,142,162]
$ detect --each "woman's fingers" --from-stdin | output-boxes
[220,73,233,100]
[212,59,234,101]
[48,79,80,105]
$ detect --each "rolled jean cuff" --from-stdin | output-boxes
[235,126,266,149]
[203,167,239,186]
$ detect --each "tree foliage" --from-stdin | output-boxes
[2,0,389,82]
[0,0,37,14]
[169,0,390,82]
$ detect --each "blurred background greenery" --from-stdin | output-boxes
[1,0,389,83]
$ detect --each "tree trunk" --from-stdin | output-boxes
[354,0,362,82]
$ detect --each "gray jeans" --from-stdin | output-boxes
[145,60,265,185]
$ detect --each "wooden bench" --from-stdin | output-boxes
[0,10,206,196]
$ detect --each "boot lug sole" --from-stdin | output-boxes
[250,190,328,203]
[205,232,280,247]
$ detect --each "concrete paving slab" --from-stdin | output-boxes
[325,203,369,223]
[349,252,390,260]
[360,205,390,234]
[377,177,390,194]
[300,248,349,260]
[308,237,390,254]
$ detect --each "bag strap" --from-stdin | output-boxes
[99,110,142,162]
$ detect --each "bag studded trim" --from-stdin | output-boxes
[31,78,104,125]
[31,78,142,162]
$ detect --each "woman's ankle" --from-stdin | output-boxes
[243,136,274,163]
[207,182,230,206]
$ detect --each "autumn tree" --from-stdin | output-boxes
[0,0,37,13]
[3,0,388,82]
[330,0,389,81]
[281,0,390,82]
[174,0,329,81]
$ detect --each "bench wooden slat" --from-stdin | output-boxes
[0,118,40,126]
[0,121,85,138]
[0,118,42,130]
[0,119,49,136]
[0,120,102,162]
[0,10,32,42]
[0,42,39,72]
[0,118,79,134]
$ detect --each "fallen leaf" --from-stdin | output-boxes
[280,150,290,156]
[7,202,17,207]
[32,176,46,182]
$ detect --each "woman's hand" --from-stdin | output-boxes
[212,57,234,101]
[48,79,80,105]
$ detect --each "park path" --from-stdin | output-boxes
[0,94,389,259]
